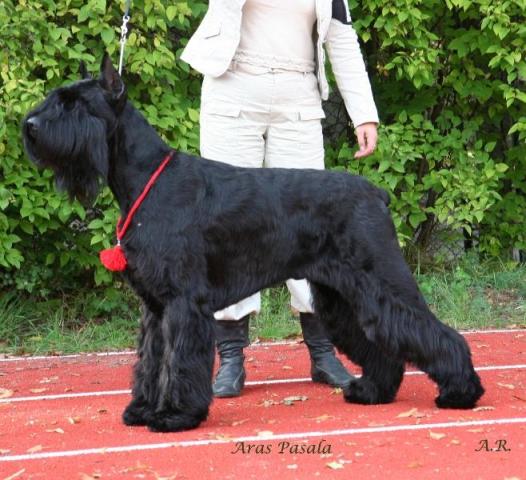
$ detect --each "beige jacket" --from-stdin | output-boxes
[180,0,379,126]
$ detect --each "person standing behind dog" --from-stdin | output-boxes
[180,0,379,398]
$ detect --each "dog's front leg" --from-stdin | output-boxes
[123,304,163,427]
[144,297,215,432]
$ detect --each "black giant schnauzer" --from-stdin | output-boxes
[22,56,484,432]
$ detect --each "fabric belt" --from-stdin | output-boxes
[231,50,316,75]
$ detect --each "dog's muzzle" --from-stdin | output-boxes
[24,116,40,143]
[22,115,48,167]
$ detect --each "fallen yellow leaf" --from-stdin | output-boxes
[397,408,425,418]
[282,395,308,406]
[153,474,178,480]
[29,388,48,394]
[0,388,14,399]
[80,474,100,480]
[472,406,495,412]
[313,414,334,422]
[120,462,151,473]
[39,376,58,384]
[27,445,43,453]
[231,418,249,426]
[497,382,515,390]
[3,469,26,480]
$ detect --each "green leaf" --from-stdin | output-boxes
[166,5,178,21]
[101,28,115,45]
[90,234,103,246]
[409,212,426,228]
[19,221,34,235]
[188,108,199,122]
[378,160,390,173]
[78,5,90,22]
[484,141,497,153]
[58,205,72,223]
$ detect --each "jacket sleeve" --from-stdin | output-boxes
[180,1,244,77]
[325,1,379,127]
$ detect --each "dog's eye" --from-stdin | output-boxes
[59,91,78,111]
[60,97,77,112]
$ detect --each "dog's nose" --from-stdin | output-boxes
[25,116,40,140]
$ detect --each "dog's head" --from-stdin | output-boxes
[22,55,127,205]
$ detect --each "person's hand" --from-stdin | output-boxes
[354,122,378,158]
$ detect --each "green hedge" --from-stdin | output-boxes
[0,0,524,297]
[340,0,525,261]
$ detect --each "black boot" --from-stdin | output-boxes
[213,315,250,398]
[300,313,354,388]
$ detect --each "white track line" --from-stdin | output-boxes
[0,390,132,403]
[1,417,525,463]
[0,350,136,363]
[0,328,524,363]
[461,328,525,335]
[0,340,297,363]
[2,364,525,405]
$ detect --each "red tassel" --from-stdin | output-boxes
[99,244,127,271]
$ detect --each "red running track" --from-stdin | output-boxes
[0,329,525,479]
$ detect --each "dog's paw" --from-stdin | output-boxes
[343,377,396,405]
[122,400,152,426]
[435,376,485,409]
[146,410,208,433]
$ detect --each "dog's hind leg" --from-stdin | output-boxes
[372,260,482,409]
[372,291,484,409]
[311,283,405,405]
[378,291,484,409]
[145,297,215,432]
[328,200,483,408]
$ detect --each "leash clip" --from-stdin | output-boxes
[118,10,131,75]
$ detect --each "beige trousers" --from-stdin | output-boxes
[199,65,325,321]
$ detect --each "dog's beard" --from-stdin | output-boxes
[53,162,101,205]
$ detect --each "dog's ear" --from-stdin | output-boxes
[99,53,127,111]
[80,61,92,80]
